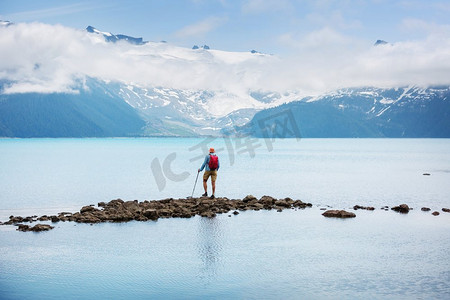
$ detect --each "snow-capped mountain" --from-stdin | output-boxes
[86,26,146,45]
[2,76,448,137]
[84,78,298,136]
[238,86,450,138]
[0,20,13,27]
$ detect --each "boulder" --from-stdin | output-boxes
[173,208,194,218]
[421,207,431,211]
[107,199,124,207]
[243,195,257,203]
[80,206,96,213]
[275,199,292,208]
[38,215,49,221]
[391,204,410,213]
[200,211,216,218]
[322,210,356,218]
[77,216,101,223]
[143,209,159,220]
[251,203,264,210]
[293,200,311,208]
[259,195,276,205]
[432,211,440,216]
[123,200,141,213]
[17,224,30,231]
[109,211,134,222]
[158,208,174,217]
[442,208,450,213]
[8,216,24,224]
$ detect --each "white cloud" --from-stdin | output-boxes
[174,16,227,38]
[0,22,450,97]
[0,22,267,94]
[271,25,450,93]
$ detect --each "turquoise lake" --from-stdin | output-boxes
[1,138,449,299]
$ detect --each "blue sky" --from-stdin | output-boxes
[2,0,450,54]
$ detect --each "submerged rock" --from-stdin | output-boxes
[322,210,356,218]
[17,224,54,232]
[353,205,375,211]
[3,215,36,225]
[391,204,410,214]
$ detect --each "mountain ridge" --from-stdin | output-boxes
[1,23,449,138]
[1,78,449,137]
[234,86,450,138]
[86,25,146,45]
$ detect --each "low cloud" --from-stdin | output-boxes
[0,21,450,96]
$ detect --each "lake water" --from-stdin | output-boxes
[1,138,450,299]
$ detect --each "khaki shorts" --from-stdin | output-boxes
[203,170,217,182]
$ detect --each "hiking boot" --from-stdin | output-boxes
[210,195,215,199]
[202,192,208,197]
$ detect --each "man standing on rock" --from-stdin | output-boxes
[198,148,219,199]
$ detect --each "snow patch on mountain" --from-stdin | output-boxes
[0,20,12,27]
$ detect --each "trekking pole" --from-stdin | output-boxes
[190,170,200,198]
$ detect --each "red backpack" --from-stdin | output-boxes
[208,154,219,170]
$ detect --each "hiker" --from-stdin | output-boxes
[198,148,219,199]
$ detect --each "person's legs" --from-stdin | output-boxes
[210,171,217,197]
[203,179,208,193]
[202,171,210,196]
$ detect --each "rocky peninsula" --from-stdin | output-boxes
[1,195,449,232]
[2,195,311,231]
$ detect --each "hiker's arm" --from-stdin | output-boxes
[199,155,208,171]
[217,157,220,170]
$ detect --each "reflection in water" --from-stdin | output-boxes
[196,217,224,282]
